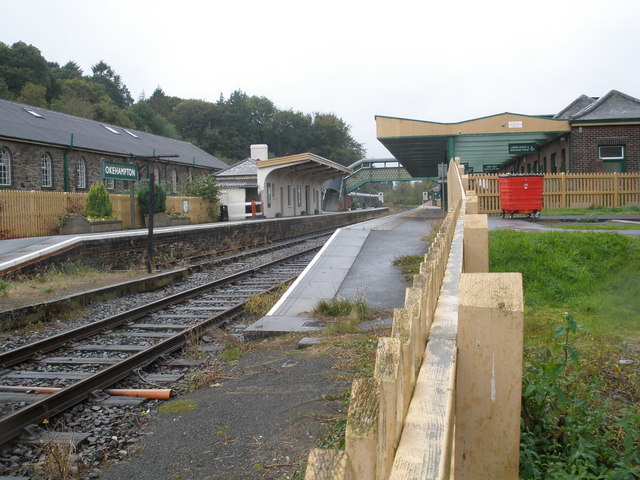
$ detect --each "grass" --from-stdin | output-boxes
[313,297,375,334]
[490,230,640,478]
[393,254,423,281]
[157,399,198,414]
[541,206,640,216]
[244,281,292,317]
[542,223,639,230]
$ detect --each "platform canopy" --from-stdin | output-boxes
[376,113,570,177]
[257,152,352,181]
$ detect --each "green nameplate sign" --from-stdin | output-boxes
[102,160,138,181]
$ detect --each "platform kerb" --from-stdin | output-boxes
[242,315,322,341]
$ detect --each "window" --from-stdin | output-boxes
[153,167,160,183]
[266,182,272,208]
[599,145,625,172]
[41,153,52,187]
[287,185,291,206]
[297,185,302,207]
[105,178,115,189]
[0,147,11,186]
[76,157,86,189]
[101,124,121,135]
[171,169,177,194]
[551,153,557,174]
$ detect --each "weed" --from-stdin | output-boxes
[221,344,243,363]
[157,399,197,414]
[520,314,640,479]
[244,281,291,317]
[186,364,222,392]
[393,254,423,281]
[0,279,9,296]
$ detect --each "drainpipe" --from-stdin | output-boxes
[64,133,74,192]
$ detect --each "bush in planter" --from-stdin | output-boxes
[85,182,112,218]
[183,175,220,219]
[137,182,167,214]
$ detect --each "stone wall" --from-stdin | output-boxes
[3,208,389,278]
[0,139,214,193]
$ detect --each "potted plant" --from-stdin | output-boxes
[59,183,122,234]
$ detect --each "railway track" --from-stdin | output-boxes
[0,246,319,447]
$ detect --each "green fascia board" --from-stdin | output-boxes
[378,130,569,141]
[345,177,437,193]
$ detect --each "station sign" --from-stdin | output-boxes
[378,192,384,202]
[482,164,502,173]
[508,143,537,154]
[102,160,138,181]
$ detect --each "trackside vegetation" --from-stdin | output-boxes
[490,230,640,479]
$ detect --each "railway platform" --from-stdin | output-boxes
[243,206,443,339]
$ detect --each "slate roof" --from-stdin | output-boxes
[554,90,640,121]
[215,158,257,177]
[0,98,228,170]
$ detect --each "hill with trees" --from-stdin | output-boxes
[0,41,364,165]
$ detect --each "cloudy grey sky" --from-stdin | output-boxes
[4,0,640,158]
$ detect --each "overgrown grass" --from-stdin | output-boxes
[313,297,375,334]
[490,230,640,478]
[542,206,640,216]
[244,282,292,317]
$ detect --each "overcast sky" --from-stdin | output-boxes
[4,0,640,158]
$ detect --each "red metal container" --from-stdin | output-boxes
[498,174,544,218]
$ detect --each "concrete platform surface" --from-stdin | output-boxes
[244,207,443,339]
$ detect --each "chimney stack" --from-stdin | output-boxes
[250,144,268,161]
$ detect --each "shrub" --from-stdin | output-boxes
[183,176,220,219]
[85,182,112,218]
[137,182,167,213]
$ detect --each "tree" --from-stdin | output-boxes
[16,82,47,107]
[127,101,181,138]
[0,41,52,100]
[307,113,364,165]
[90,60,133,109]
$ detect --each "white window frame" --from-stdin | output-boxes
[41,153,52,187]
[77,157,86,189]
[0,147,11,186]
[598,145,624,160]
[105,178,115,190]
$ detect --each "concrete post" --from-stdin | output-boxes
[345,378,380,480]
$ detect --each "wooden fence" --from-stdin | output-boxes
[468,172,640,214]
[305,160,525,479]
[0,190,214,239]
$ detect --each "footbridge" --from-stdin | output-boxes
[343,158,436,193]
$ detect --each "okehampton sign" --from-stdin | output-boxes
[102,160,138,181]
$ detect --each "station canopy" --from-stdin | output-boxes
[375,113,570,177]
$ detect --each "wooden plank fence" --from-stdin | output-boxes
[305,160,525,479]
[0,190,214,239]
[468,172,640,214]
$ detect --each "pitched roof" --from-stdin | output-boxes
[553,94,598,119]
[215,158,257,177]
[0,98,228,170]
[570,90,640,120]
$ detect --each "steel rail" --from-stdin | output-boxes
[0,250,317,445]
[0,245,320,368]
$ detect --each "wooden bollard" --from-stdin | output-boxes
[466,196,479,214]
[404,287,423,355]
[374,337,403,480]
[345,378,380,480]
[392,308,416,413]
[463,214,489,273]
[455,273,524,480]
[305,448,352,479]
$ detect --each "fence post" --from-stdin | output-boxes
[374,337,403,480]
[455,273,524,480]
[345,378,380,480]
[305,448,352,479]
[462,214,489,273]
[613,172,620,207]
[560,173,567,209]
[391,308,416,412]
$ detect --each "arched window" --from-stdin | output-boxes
[153,167,160,183]
[0,147,11,186]
[171,169,177,193]
[41,153,52,187]
[77,157,86,189]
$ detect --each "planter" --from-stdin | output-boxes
[144,212,190,227]
[60,215,123,235]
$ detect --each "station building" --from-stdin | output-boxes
[376,89,640,177]
[215,144,351,219]
[0,98,228,194]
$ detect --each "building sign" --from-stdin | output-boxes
[509,143,537,154]
[508,121,523,129]
[102,160,138,181]
[483,164,502,173]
